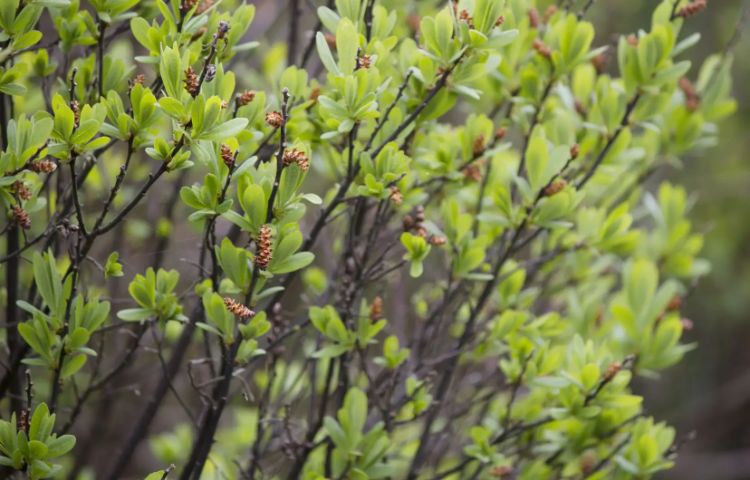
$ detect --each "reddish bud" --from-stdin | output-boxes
[265,111,284,128]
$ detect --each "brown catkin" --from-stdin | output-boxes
[223,297,255,319]
[414,206,425,224]
[237,90,255,106]
[180,0,197,12]
[12,181,31,201]
[591,51,609,73]
[544,5,558,23]
[388,186,403,206]
[570,143,580,159]
[283,148,309,171]
[184,66,199,96]
[357,54,372,70]
[324,33,336,50]
[459,9,474,28]
[677,0,707,18]
[579,452,596,475]
[255,225,273,270]
[12,205,31,229]
[309,86,321,102]
[129,74,146,89]
[533,39,551,58]
[265,111,283,128]
[679,77,701,112]
[472,135,486,156]
[220,144,235,169]
[603,361,622,382]
[369,296,383,322]
[544,179,568,197]
[196,0,213,14]
[489,465,513,478]
[429,235,447,246]
[402,215,415,231]
[667,295,683,312]
[528,8,540,28]
[407,14,421,32]
[463,163,482,182]
[17,409,28,433]
[71,100,80,128]
[296,155,310,172]
[31,159,57,173]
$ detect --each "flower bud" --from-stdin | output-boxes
[220,144,235,169]
[255,224,273,270]
[369,296,383,322]
[184,66,199,96]
[544,179,567,197]
[237,90,256,106]
[224,297,255,319]
[12,205,31,229]
[677,0,707,18]
[533,39,551,58]
[570,143,580,159]
[389,186,403,206]
[265,111,284,128]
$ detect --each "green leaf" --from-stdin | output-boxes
[159,46,183,99]
[159,96,186,120]
[532,376,571,389]
[581,363,600,391]
[71,119,100,145]
[117,308,153,322]
[409,261,423,278]
[60,354,87,379]
[312,344,350,358]
[32,251,63,316]
[51,95,75,142]
[317,6,340,32]
[46,435,75,458]
[27,440,47,460]
[316,32,341,76]
[342,388,367,435]
[336,18,358,75]
[269,252,314,274]
[525,131,549,193]
[240,184,268,231]
[201,117,248,141]
[0,83,26,96]
[12,30,42,50]
[323,416,348,447]
[65,327,90,351]
[104,252,124,278]
[18,322,47,362]
[202,292,235,343]
[28,403,48,441]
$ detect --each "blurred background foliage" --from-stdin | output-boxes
[579,2,750,478]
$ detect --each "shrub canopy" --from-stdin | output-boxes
[0,0,736,479]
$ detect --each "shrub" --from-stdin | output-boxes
[0,0,737,478]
